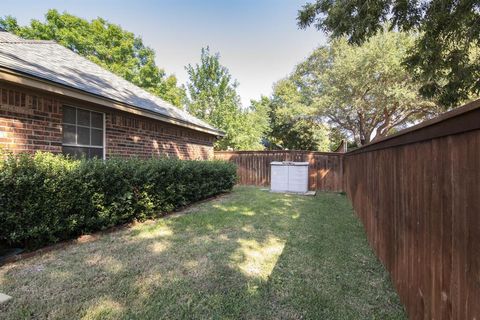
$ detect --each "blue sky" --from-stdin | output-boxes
[2,0,327,107]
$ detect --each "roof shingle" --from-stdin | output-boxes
[0,31,220,134]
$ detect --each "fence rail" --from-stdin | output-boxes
[344,99,480,319]
[214,150,344,192]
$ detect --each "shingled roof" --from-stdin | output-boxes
[0,30,222,135]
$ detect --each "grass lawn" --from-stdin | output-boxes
[0,186,406,319]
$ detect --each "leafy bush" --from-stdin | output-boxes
[0,152,237,249]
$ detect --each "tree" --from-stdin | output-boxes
[295,30,440,146]
[240,97,271,150]
[297,0,480,107]
[0,10,185,107]
[185,48,267,150]
[265,78,330,151]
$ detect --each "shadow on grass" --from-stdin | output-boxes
[0,187,406,320]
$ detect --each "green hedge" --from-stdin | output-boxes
[0,152,237,249]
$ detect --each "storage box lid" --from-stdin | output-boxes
[270,161,309,166]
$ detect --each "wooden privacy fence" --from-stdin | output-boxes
[343,99,480,320]
[214,151,344,192]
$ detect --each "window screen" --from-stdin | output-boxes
[62,106,104,159]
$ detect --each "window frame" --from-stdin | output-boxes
[61,105,106,160]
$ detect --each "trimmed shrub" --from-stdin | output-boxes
[0,152,237,249]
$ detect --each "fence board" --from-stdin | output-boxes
[343,99,480,320]
[214,151,344,192]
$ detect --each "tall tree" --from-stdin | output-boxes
[297,0,480,107]
[295,30,440,145]
[240,97,270,150]
[185,48,267,150]
[266,77,330,151]
[0,10,185,107]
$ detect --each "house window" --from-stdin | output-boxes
[62,106,104,159]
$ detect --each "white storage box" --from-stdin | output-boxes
[271,161,309,193]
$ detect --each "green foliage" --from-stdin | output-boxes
[185,47,239,121]
[297,0,480,107]
[0,10,186,107]
[185,47,267,150]
[230,97,270,150]
[265,78,330,151]
[0,152,237,248]
[232,96,270,150]
[295,30,440,145]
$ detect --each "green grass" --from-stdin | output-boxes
[0,186,406,319]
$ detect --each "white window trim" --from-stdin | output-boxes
[62,105,106,160]
[103,112,106,160]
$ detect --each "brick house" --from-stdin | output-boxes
[0,30,223,160]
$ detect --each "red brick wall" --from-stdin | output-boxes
[0,84,63,153]
[0,82,215,159]
[106,112,215,159]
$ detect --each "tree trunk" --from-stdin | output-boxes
[358,112,367,145]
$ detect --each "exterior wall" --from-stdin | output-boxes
[0,81,215,159]
[0,83,63,154]
[106,111,214,159]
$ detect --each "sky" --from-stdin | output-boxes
[2,0,328,107]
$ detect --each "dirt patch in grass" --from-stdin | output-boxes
[0,186,406,319]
